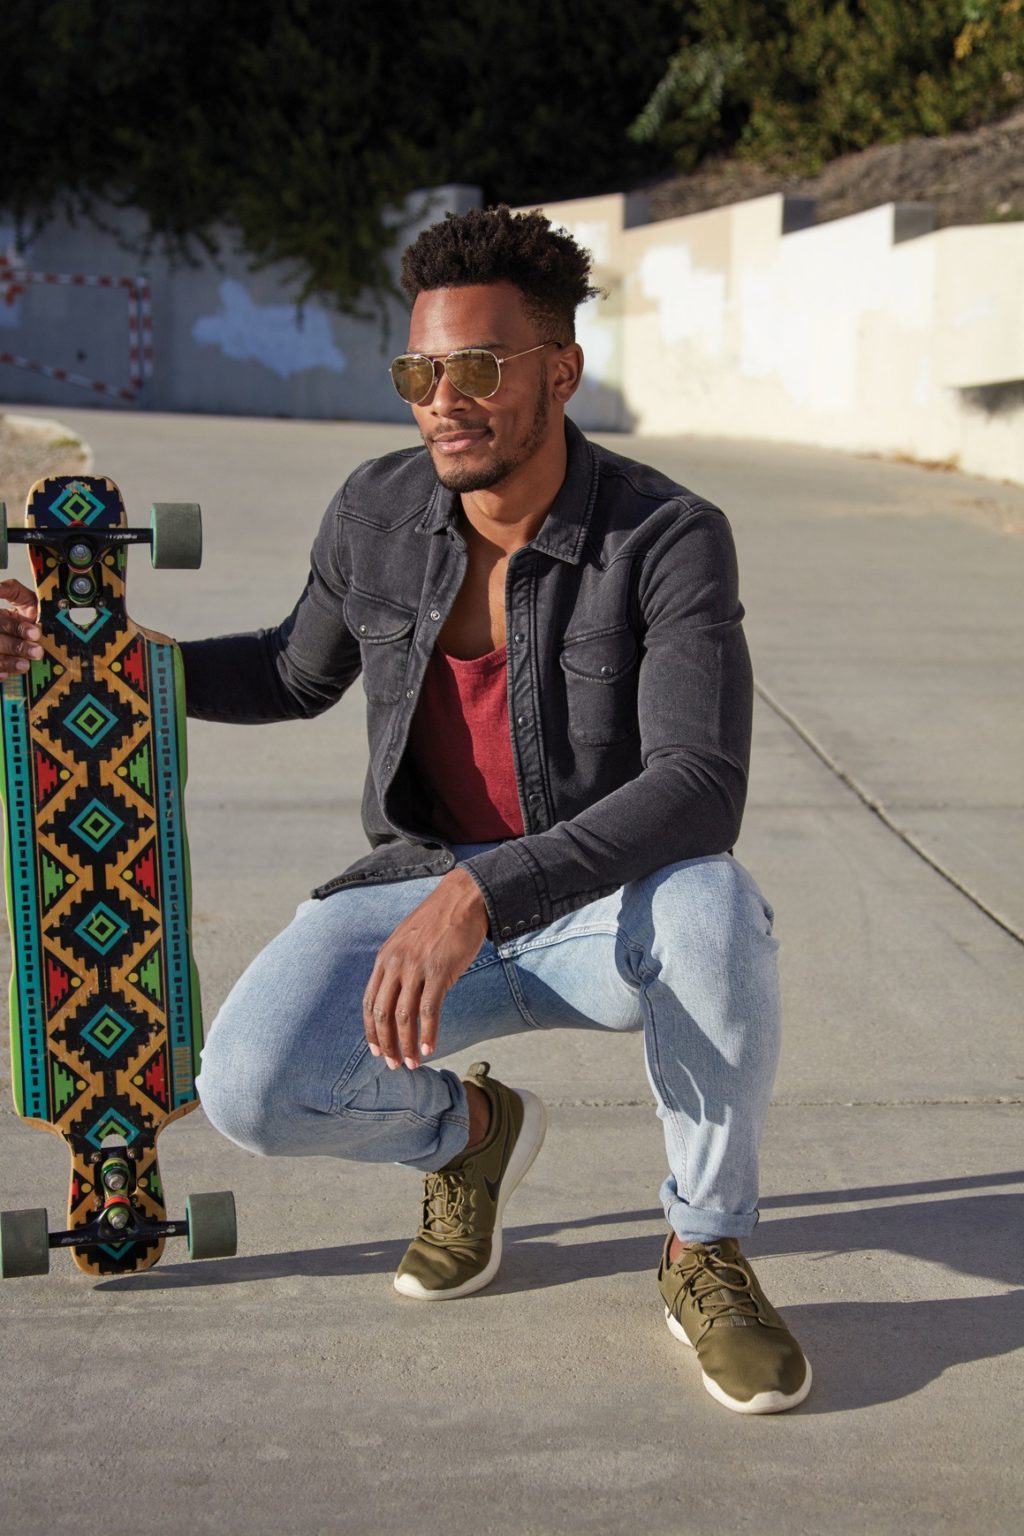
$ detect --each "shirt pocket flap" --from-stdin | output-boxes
[560,627,638,682]
[344,590,416,644]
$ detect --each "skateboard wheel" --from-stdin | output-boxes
[1,1207,51,1278]
[150,503,202,569]
[0,503,7,569]
[185,1191,237,1260]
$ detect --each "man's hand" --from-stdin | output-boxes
[0,580,42,679]
[362,866,489,1069]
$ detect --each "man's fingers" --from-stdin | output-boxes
[0,579,40,637]
[0,598,44,679]
[363,965,445,1071]
[394,987,425,1069]
[372,977,427,1070]
[363,969,404,1068]
[362,965,387,1055]
[0,578,38,614]
[364,874,487,1072]
[418,983,446,1059]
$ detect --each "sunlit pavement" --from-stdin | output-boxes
[1,406,1021,1535]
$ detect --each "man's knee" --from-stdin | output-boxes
[197,1023,300,1158]
[631,854,777,960]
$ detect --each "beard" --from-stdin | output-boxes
[425,383,550,493]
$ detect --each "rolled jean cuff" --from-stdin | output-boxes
[663,1190,760,1244]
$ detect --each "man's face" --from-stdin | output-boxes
[405,282,564,494]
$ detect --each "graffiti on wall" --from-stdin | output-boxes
[1,228,24,329]
[193,280,347,379]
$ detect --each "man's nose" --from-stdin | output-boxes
[429,361,469,411]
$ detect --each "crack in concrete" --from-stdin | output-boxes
[754,677,1024,947]
[772,1097,1024,1107]
[545,1097,1023,1108]
[3,1096,1018,1116]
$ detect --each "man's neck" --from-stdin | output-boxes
[459,430,568,555]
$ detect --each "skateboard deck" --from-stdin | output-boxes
[0,475,233,1276]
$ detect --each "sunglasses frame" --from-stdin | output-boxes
[388,341,563,405]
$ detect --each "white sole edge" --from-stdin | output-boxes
[664,1306,813,1415]
[393,1089,547,1301]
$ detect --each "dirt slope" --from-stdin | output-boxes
[0,414,92,515]
[648,106,1024,227]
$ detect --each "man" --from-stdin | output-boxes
[0,206,810,1414]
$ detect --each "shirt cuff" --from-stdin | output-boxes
[460,841,547,942]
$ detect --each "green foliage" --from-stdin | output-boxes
[632,0,1024,172]
[1,0,430,310]
[0,0,677,311]
[408,0,678,206]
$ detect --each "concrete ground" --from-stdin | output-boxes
[0,405,1021,1536]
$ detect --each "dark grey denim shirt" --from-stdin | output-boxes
[179,421,753,941]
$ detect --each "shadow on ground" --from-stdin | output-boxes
[96,1170,1023,1414]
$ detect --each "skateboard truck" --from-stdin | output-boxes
[0,502,202,572]
[1,1181,237,1277]
[3,1140,237,1276]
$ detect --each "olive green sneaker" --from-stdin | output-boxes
[657,1235,811,1414]
[393,1062,546,1301]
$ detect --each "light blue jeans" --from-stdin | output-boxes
[197,850,781,1242]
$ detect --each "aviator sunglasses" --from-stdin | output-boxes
[388,341,564,405]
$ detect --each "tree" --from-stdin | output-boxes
[631,0,1024,173]
[0,0,678,310]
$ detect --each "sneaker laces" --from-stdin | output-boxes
[418,1168,477,1244]
[677,1246,762,1326]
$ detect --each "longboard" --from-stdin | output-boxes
[0,475,234,1277]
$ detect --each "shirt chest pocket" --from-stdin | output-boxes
[560,626,640,746]
[344,590,416,702]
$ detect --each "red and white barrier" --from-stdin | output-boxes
[0,264,153,403]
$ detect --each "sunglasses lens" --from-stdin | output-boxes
[444,350,501,399]
[390,355,436,403]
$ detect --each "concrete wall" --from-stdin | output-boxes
[542,190,1024,485]
[3,182,1022,485]
[0,186,480,420]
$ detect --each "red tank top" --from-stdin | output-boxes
[408,645,525,842]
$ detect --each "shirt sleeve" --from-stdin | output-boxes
[459,505,753,939]
[179,490,364,723]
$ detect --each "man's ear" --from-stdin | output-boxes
[553,343,585,403]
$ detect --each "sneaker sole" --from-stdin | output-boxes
[393,1089,547,1301]
[664,1308,812,1415]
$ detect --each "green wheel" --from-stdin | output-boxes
[1,1208,51,1278]
[0,503,8,569]
[150,502,202,569]
[186,1191,237,1260]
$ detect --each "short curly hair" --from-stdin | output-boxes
[400,205,601,341]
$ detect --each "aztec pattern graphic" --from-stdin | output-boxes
[0,477,202,1275]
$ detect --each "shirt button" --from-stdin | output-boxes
[513,632,524,644]
[600,665,612,676]
[501,926,512,938]
[529,913,540,924]
[515,920,526,932]
[358,624,367,634]
[406,689,414,698]
[516,715,527,726]
[429,609,441,621]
